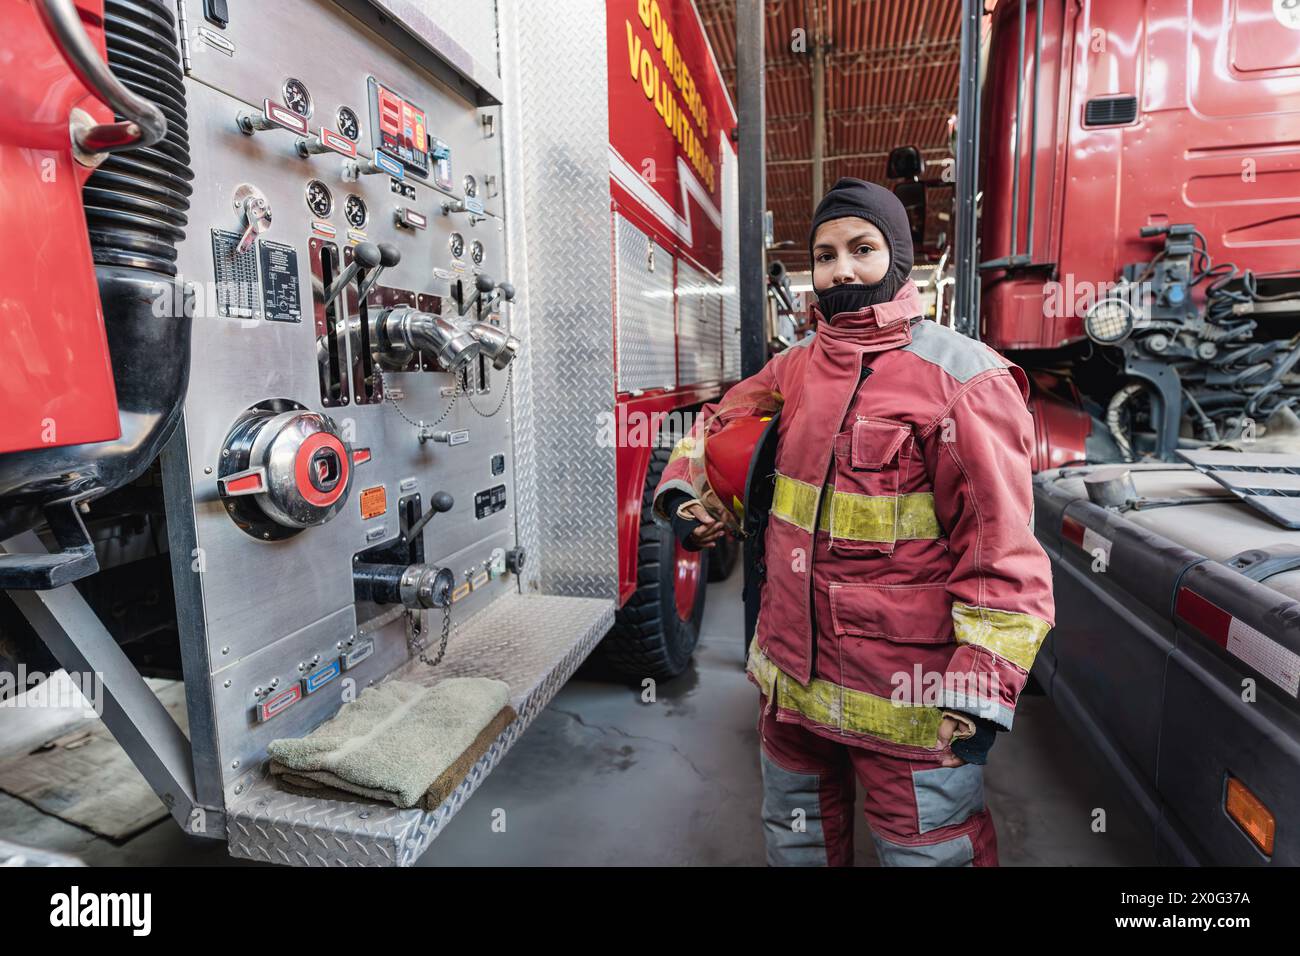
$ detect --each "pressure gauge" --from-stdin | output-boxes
[463,174,478,198]
[336,106,360,141]
[470,240,484,266]
[283,78,312,118]
[344,195,368,229]
[449,232,465,259]
[305,179,333,217]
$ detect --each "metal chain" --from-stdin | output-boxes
[378,365,461,431]
[418,603,453,667]
[466,363,513,418]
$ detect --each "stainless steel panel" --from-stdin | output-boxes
[348,0,503,100]
[171,80,513,663]
[401,0,501,80]
[180,0,505,218]
[614,213,677,393]
[164,3,521,799]
[676,261,722,384]
[498,0,618,600]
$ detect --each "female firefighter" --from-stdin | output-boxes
[653,178,1054,866]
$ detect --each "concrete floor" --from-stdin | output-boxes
[0,570,1156,865]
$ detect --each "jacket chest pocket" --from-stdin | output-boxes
[825,418,912,555]
[828,581,955,644]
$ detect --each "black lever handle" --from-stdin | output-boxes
[356,242,402,301]
[322,242,381,309]
[404,490,454,543]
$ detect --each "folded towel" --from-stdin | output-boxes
[267,678,514,810]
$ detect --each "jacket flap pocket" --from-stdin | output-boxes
[828,581,953,643]
[851,419,910,470]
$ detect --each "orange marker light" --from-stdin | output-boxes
[1225,776,1275,856]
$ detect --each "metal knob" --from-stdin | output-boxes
[355,243,401,302]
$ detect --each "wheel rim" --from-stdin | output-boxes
[673,541,702,622]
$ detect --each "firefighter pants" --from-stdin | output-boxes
[758,696,999,866]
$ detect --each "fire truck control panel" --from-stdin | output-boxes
[165,0,521,796]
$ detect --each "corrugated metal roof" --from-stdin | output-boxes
[697,0,960,265]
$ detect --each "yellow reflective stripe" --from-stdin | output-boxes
[896,493,942,539]
[822,491,940,540]
[952,602,1051,671]
[772,474,820,532]
[746,642,942,748]
[772,474,940,543]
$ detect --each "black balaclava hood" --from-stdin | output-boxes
[808,177,914,321]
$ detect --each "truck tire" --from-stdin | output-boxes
[707,532,738,581]
[600,445,707,680]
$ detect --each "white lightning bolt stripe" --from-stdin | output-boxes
[609,145,722,250]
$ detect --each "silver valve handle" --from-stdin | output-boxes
[296,134,332,157]
[481,279,516,314]
[346,156,397,178]
[236,100,309,138]
[295,128,357,159]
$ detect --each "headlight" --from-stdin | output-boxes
[1084,296,1139,344]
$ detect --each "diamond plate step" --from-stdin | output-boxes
[224,592,614,866]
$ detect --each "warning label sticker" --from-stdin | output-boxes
[360,485,387,520]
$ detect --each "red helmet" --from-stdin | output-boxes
[704,413,778,528]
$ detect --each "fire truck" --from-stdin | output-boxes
[0,0,737,865]
[767,0,1300,865]
[913,0,1300,864]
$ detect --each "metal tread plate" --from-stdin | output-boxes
[615,212,677,393]
[1176,449,1300,529]
[224,591,614,866]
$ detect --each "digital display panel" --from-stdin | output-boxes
[367,77,429,177]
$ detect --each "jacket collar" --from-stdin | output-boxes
[809,280,923,352]
[809,279,922,330]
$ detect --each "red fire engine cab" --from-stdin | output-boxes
[978,0,1300,865]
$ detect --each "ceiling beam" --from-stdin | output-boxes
[767,146,950,167]
[766,100,957,129]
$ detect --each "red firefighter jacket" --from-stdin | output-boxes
[654,281,1055,759]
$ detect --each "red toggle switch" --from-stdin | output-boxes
[218,467,267,497]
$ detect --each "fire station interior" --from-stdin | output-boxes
[2,0,1299,880]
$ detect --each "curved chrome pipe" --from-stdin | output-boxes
[378,306,481,371]
[36,0,168,156]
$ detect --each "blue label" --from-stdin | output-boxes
[374,151,404,180]
[302,658,341,694]
[465,197,484,215]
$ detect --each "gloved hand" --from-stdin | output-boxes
[662,490,728,551]
[938,709,999,767]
